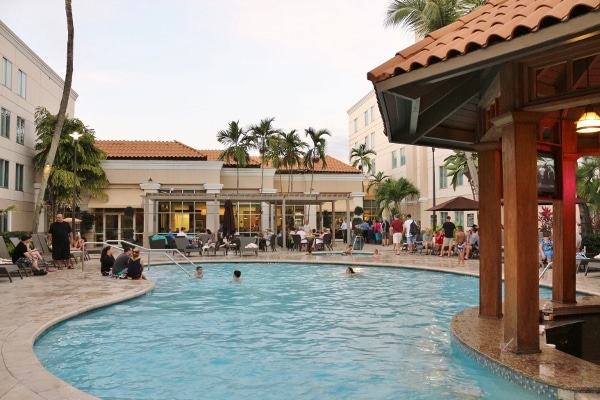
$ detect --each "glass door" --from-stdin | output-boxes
[104,214,121,241]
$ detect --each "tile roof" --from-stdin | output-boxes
[95,140,208,160]
[96,141,359,173]
[368,0,600,83]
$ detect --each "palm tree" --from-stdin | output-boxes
[374,177,420,218]
[443,150,478,199]
[350,143,377,191]
[384,0,487,38]
[366,171,389,194]
[304,127,331,193]
[576,156,600,235]
[33,0,75,232]
[279,130,307,193]
[32,107,109,215]
[249,117,281,192]
[217,121,251,194]
[0,205,16,215]
[384,0,484,201]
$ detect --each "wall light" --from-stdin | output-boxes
[576,105,600,134]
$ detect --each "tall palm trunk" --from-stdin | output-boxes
[465,151,479,200]
[33,0,74,232]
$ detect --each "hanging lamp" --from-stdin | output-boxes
[576,105,600,134]
[575,55,600,134]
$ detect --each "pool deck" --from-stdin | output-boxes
[1,242,600,399]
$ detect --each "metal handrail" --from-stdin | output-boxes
[85,240,196,277]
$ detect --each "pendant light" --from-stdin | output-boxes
[576,55,600,134]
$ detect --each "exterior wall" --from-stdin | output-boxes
[0,21,77,231]
[348,90,477,229]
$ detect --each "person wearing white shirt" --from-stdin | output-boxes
[341,219,348,244]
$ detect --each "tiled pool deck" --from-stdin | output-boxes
[2,242,600,399]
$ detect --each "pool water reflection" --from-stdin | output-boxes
[35,263,550,400]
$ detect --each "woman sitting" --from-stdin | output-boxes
[126,247,146,280]
[100,246,115,276]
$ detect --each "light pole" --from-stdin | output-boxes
[70,132,82,235]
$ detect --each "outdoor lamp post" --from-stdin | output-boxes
[70,132,82,234]
[432,147,437,231]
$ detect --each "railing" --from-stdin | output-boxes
[85,240,197,277]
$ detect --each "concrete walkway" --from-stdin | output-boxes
[1,241,599,399]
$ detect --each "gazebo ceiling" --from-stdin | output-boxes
[368,0,600,152]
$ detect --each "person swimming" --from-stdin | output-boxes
[195,266,203,278]
[345,267,355,274]
[232,270,242,282]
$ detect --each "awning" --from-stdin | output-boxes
[87,189,143,209]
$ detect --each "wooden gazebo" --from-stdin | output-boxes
[368,0,600,354]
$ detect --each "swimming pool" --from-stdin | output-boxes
[35,263,550,399]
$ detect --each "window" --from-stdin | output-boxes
[371,159,376,175]
[370,106,375,122]
[392,150,397,169]
[456,171,464,186]
[370,132,375,149]
[353,118,358,133]
[364,111,369,126]
[15,163,24,191]
[438,166,448,189]
[0,212,7,232]
[1,108,10,139]
[16,117,25,145]
[400,147,406,166]
[0,159,8,188]
[454,212,465,228]
[364,135,369,149]
[17,70,26,98]
[2,57,12,89]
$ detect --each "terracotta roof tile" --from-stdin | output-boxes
[96,141,358,173]
[96,140,208,159]
[367,0,600,83]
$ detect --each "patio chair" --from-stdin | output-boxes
[238,236,259,256]
[0,263,23,282]
[175,237,202,257]
[290,234,302,251]
[0,239,31,276]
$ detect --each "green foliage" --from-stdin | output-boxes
[1,232,33,255]
[217,120,252,193]
[32,107,109,209]
[374,177,420,217]
[322,210,331,229]
[80,211,96,232]
[350,144,377,175]
[354,206,364,216]
[581,234,600,254]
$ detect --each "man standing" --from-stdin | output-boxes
[441,216,456,257]
[381,218,390,247]
[341,219,348,244]
[391,214,404,255]
[403,214,416,254]
[48,214,73,269]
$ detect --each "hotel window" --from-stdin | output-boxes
[392,150,397,169]
[17,70,27,98]
[364,111,369,126]
[364,135,369,149]
[456,171,464,186]
[370,132,375,149]
[370,106,375,122]
[400,147,406,166]
[438,166,448,189]
[0,159,8,188]
[454,212,465,228]
[1,108,10,139]
[15,163,24,191]
[0,213,6,232]
[353,118,358,133]
[16,117,25,145]
[2,57,12,89]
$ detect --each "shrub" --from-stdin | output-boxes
[581,234,600,255]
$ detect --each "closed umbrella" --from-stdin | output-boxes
[223,199,236,237]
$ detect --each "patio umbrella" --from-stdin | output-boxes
[223,199,236,237]
[62,217,82,223]
[426,196,479,211]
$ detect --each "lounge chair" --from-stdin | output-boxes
[0,263,23,282]
[174,237,202,257]
[238,236,259,256]
[0,239,31,276]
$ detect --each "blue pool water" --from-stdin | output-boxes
[35,263,551,400]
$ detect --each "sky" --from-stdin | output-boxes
[2,0,413,162]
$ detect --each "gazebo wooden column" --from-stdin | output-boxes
[494,111,542,354]
[552,121,579,304]
[475,143,503,319]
